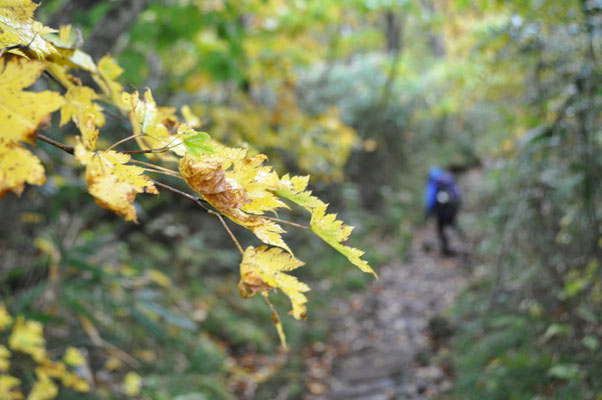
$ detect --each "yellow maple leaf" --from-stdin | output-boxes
[76,114,99,151]
[93,54,125,108]
[75,145,158,222]
[0,56,63,143]
[35,360,65,379]
[0,140,45,199]
[310,205,376,277]
[8,316,47,362]
[27,373,57,400]
[0,345,10,371]
[273,174,325,212]
[238,246,309,320]
[180,151,291,251]
[0,0,57,58]
[122,372,141,396]
[61,371,90,392]
[0,303,12,330]
[60,85,105,128]
[231,154,286,215]
[104,356,123,371]
[124,89,188,158]
[0,375,22,400]
[63,347,86,367]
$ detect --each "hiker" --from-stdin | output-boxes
[424,167,461,255]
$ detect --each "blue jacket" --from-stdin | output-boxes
[425,167,459,215]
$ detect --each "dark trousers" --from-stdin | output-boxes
[435,206,458,254]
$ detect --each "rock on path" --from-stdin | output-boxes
[305,227,469,400]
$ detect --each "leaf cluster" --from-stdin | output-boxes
[0,0,374,371]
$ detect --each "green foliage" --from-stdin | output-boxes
[443,1,601,397]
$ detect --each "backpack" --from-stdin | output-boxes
[433,175,460,221]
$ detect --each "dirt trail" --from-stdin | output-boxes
[305,227,469,400]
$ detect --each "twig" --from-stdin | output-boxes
[36,133,74,155]
[208,210,244,254]
[263,215,310,230]
[106,133,143,151]
[149,179,244,253]
[43,70,68,92]
[138,167,181,179]
[150,179,207,210]
[123,147,168,155]
[130,159,182,178]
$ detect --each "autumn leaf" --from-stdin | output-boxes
[8,316,47,362]
[77,114,99,151]
[273,174,326,212]
[63,347,86,367]
[122,372,141,396]
[230,153,286,215]
[0,0,57,58]
[179,152,248,207]
[238,246,309,320]
[0,56,63,143]
[60,85,105,128]
[0,345,10,371]
[179,151,291,251]
[60,371,90,392]
[75,145,158,222]
[28,373,58,400]
[0,304,12,330]
[311,205,376,277]
[35,359,65,379]
[0,140,45,199]
[124,89,190,158]
[0,375,22,400]
[93,54,125,107]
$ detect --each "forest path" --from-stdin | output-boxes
[304,226,470,400]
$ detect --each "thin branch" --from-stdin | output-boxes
[263,215,310,230]
[209,210,244,254]
[138,167,181,179]
[106,133,144,151]
[130,159,182,178]
[150,179,244,253]
[36,133,74,155]
[43,70,68,92]
[123,147,168,155]
[150,179,207,210]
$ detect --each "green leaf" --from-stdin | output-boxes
[582,335,599,351]
[183,131,216,157]
[548,364,580,381]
